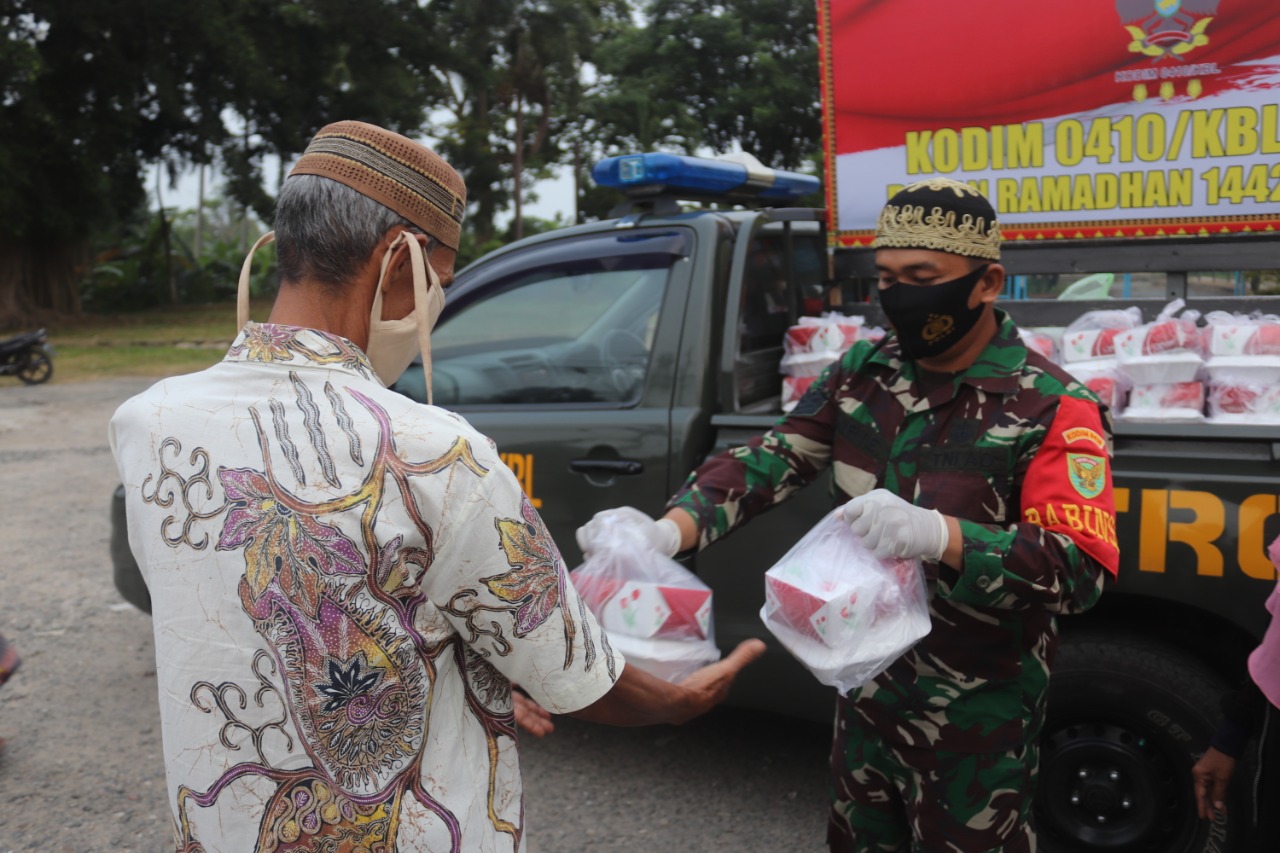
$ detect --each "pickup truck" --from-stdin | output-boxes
[111,181,1280,853]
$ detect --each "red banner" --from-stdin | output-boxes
[818,0,1280,245]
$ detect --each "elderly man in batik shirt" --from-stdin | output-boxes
[575,179,1119,852]
[110,121,762,853]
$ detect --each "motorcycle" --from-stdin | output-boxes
[0,328,54,385]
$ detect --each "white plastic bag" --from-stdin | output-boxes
[571,519,720,683]
[760,509,931,695]
[1062,306,1143,364]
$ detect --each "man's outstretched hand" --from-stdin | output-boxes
[512,638,768,735]
[670,638,767,724]
[513,690,556,737]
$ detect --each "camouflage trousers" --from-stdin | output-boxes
[827,699,1038,853]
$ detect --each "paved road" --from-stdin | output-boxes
[0,377,832,852]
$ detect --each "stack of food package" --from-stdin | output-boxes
[1111,301,1207,421]
[780,314,885,412]
[1060,307,1140,413]
[1201,312,1280,424]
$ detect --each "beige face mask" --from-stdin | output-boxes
[367,231,446,394]
[236,230,447,402]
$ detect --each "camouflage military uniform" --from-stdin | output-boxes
[668,310,1119,852]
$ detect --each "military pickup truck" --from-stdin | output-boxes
[111,158,1280,853]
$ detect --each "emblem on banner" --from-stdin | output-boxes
[1115,0,1218,101]
[1067,453,1107,500]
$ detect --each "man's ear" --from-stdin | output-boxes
[977,263,1005,304]
[382,228,413,277]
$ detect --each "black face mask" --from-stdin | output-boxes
[877,264,990,360]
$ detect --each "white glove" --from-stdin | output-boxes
[841,489,949,562]
[575,507,683,559]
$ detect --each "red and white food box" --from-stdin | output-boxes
[1204,356,1280,386]
[1064,360,1126,411]
[1114,318,1202,359]
[782,375,817,412]
[1208,383,1280,424]
[1122,382,1206,421]
[1206,323,1280,357]
[784,315,865,355]
[598,581,712,641]
[1117,352,1204,385]
[1062,328,1122,363]
[780,351,840,378]
[763,558,916,649]
[1019,328,1057,363]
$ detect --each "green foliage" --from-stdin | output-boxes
[429,0,631,242]
[2,0,828,323]
[0,0,441,322]
[589,0,822,170]
[82,198,275,313]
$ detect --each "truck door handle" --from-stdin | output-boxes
[569,459,644,476]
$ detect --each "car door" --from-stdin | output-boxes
[395,228,695,564]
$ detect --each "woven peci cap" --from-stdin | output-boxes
[289,121,467,250]
[872,178,1001,261]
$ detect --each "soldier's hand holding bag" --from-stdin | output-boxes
[761,508,931,695]
[571,511,721,682]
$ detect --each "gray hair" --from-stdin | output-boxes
[274,174,422,287]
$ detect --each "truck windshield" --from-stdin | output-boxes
[428,247,678,407]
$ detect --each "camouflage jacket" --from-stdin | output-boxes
[668,310,1118,753]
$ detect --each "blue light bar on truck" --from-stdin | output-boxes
[593,152,820,202]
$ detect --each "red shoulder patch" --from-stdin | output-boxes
[1021,396,1119,576]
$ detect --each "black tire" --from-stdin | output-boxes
[17,347,52,385]
[1035,630,1246,853]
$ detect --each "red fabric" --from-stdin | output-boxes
[1020,397,1120,576]
[828,0,1280,154]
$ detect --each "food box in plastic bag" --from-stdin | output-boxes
[1062,328,1122,363]
[597,580,712,641]
[1115,318,1202,359]
[1062,306,1143,364]
[1204,356,1280,386]
[1019,328,1057,363]
[1064,360,1128,412]
[761,509,930,695]
[1121,382,1206,421]
[1208,383,1280,424]
[571,520,720,683]
[782,375,817,413]
[779,351,840,378]
[1115,316,1205,385]
[784,313,865,355]
[1206,323,1280,357]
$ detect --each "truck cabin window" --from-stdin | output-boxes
[736,232,827,410]
[427,254,671,406]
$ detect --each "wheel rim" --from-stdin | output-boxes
[18,351,51,384]
[1036,722,1186,850]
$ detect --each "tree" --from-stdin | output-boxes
[0,0,441,327]
[428,0,629,244]
[589,0,822,170]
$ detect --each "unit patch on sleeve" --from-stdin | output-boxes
[1066,452,1106,500]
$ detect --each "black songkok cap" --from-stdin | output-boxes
[872,178,1002,261]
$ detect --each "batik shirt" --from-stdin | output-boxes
[110,323,620,853]
[669,310,1117,754]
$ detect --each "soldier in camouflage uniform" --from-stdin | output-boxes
[575,179,1119,852]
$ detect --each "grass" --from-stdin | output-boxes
[7,300,274,384]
